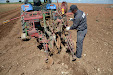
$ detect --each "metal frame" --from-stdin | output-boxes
[21,1,76,63]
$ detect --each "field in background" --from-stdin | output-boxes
[0,4,22,13]
[0,3,113,75]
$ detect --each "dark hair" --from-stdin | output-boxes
[70,5,78,11]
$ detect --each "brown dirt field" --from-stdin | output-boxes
[0,4,22,13]
[0,3,113,75]
[0,7,20,19]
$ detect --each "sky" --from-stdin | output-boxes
[0,0,113,4]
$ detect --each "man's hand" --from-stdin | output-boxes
[66,26,70,31]
[69,18,73,21]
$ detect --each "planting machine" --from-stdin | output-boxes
[21,0,76,64]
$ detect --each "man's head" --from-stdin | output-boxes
[69,5,78,13]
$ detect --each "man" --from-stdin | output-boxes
[33,0,41,6]
[66,5,87,61]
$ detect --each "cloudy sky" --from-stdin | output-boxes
[0,0,113,4]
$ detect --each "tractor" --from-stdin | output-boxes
[20,0,76,64]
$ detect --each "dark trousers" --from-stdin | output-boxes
[76,29,87,58]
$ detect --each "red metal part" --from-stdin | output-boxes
[28,28,37,35]
[22,11,44,38]
[23,11,43,20]
[24,16,43,20]
[30,33,39,37]
[10,16,21,21]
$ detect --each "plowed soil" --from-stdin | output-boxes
[0,3,113,75]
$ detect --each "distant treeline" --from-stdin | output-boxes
[0,0,113,4]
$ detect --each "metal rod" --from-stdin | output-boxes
[25,22,27,36]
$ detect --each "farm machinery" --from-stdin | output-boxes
[21,0,76,64]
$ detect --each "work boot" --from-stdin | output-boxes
[72,55,77,61]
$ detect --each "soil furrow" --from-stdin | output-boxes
[0,12,20,40]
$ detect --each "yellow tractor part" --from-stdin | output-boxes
[62,8,64,14]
